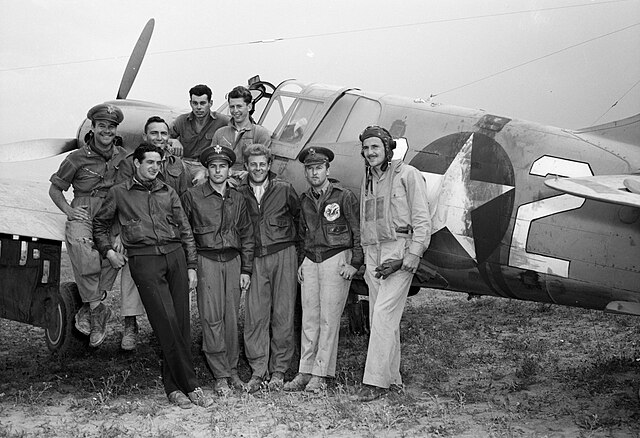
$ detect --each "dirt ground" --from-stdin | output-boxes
[1,254,639,437]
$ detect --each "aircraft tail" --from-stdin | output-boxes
[574,113,640,146]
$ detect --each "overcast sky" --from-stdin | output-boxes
[1,0,639,144]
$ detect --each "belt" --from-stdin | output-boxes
[395,225,413,236]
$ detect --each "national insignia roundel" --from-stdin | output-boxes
[409,132,516,270]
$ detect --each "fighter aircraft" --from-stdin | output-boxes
[1,19,638,354]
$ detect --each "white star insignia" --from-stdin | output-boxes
[421,133,515,262]
[214,145,222,154]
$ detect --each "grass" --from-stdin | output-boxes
[1,263,640,437]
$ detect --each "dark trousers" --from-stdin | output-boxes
[129,249,199,396]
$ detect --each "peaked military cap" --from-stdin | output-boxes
[298,147,334,165]
[87,103,124,124]
[200,144,236,167]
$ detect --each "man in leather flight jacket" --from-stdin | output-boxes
[110,116,192,351]
[237,143,301,393]
[181,144,254,396]
[284,147,363,393]
[93,142,212,409]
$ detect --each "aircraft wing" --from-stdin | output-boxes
[0,178,66,241]
[545,175,640,208]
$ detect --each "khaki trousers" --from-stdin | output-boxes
[362,239,413,388]
[244,245,297,379]
[197,254,241,379]
[298,250,352,377]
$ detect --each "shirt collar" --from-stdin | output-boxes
[203,179,227,197]
[229,118,252,133]
[186,111,217,122]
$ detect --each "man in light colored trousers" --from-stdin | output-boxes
[351,125,432,402]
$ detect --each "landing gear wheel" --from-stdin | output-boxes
[45,282,86,356]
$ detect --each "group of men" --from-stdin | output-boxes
[48,82,432,408]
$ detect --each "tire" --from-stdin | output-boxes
[45,282,87,356]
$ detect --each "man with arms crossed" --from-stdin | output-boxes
[351,125,431,402]
[112,116,191,350]
[172,84,229,186]
[93,143,212,409]
[237,143,300,392]
[49,103,126,348]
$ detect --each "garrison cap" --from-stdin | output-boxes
[87,103,124,125]
[200,144,236,167]
[298,147,334,166]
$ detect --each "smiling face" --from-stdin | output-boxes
[304,163,329,189]
[92,120,118,148]
[229,97,251,126]
[143,121,170,149]
[189,94,212,120]
[245,154,270,185]
[134,151,162,182]
[361,136,387,169]
[207,159,230,185]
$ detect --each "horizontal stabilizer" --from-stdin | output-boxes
[0,178,65,241]
[545,174,640,208]
[574,113,640,146]
[0,138,77,162]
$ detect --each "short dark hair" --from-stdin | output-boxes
[243,143,272,163]
[144,116,169,134]
[228,85,252,105]
[189,84,212,101]
[133,142,165,163]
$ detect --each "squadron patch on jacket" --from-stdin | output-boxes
[324,203,341,222]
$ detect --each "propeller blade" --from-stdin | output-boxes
[116,18,155,100]
[0,138,77,162]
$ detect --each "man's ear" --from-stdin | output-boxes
[134,158,140,169]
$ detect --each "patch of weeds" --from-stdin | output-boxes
[95,422,133,438]
[565,355,639,395]
[576,413,604,433]
[420,394,467,437]
[515,355,540,382]
[486,414,520,437]
[88,369,132,406]
[534,303,554,313]
[14,382,52,406]
[0,423,26,438]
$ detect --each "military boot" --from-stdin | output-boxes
[74,303,91,336]
[120,316,138,351]
[89,303,112,347]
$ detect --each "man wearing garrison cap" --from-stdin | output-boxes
[284,146,363,393]
[48,103,128,348]
[351,125,432,402]
[181,144,255,395]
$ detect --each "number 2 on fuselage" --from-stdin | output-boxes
[509,155,593,278]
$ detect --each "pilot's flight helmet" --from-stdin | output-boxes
[359,125,396,162]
